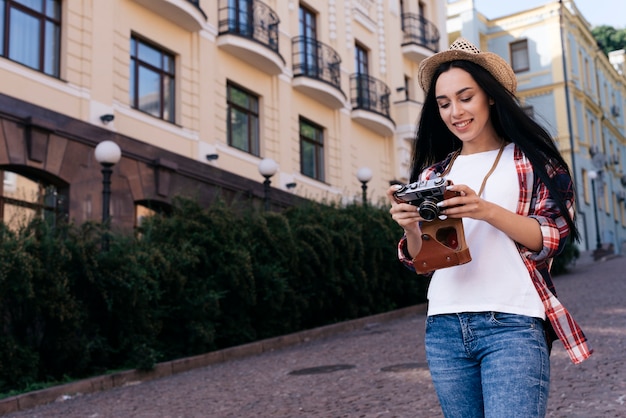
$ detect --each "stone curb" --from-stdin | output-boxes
[0,304,427,416]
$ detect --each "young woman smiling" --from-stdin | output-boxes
[387,38,592,418]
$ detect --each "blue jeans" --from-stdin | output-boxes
[425,312,550,418]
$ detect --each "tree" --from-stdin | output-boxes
[591,25,626,55]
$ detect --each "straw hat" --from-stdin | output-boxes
[418,37,517,94]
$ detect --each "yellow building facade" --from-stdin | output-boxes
[0,0,447,229]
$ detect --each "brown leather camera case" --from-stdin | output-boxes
[412,216,472,274]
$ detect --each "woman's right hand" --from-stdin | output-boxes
[387,185,424,257]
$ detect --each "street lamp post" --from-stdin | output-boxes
[588,170,602,250]
[94,140,122,228]
[258,158,278,211]
[356,167,373,206]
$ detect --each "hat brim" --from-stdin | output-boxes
[418,49,517,94]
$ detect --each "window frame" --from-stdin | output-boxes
[298,4,318,76]
[299,4,317,39]
[226,81,260,156]
[129,35,176,123]
[299,117,325,182]
[227,0,253,35]
[355,43,368,75]
[0,169,68,229]
[0,0,62,77]
[510,39,530,73]
[403,75,411,101]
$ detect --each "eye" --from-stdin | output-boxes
[460,96,472,102]
[438,102,450,109]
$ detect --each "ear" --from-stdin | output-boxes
[489,98,495,105]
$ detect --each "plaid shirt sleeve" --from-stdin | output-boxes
[514,147,593,364]
[523,163,575,262]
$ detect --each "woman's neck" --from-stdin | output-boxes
[460,138,506,155]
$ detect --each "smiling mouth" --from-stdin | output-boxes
[454,120,472,128]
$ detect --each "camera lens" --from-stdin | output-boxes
[418,200,439,221]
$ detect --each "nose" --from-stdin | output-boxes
[450,101,464,117]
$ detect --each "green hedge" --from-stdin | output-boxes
[0,198,428,396]
[0,197,580,396]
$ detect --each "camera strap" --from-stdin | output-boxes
[441,142,506,197]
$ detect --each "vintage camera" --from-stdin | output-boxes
[393,177,454,221]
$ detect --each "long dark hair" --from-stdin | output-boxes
[410,60,580,241]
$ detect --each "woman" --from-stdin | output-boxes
[387,38,592,417]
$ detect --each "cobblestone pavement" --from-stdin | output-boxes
[3,256,625,418]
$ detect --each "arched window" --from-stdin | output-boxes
[135,200,172,227]
[0,168,68,229]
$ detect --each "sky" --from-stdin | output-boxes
[474,0,626,28]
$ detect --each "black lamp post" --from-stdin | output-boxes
[258,158,278,211]
[95,140,122,224]
[588,170,602,250]
[94,141,121,250]
[356,167,373,206]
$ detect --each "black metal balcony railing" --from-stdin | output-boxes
[292,36,342,90]
[401,13,440,53]
[218,0,280,53]
[350,74,391,118]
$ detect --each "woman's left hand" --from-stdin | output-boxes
[437,183,494,221]
[439,183,543,251]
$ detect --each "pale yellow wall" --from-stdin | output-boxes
[0,0,449,205]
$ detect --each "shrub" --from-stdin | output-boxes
[0,197,424,395]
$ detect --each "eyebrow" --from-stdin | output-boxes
[436,86,473,100]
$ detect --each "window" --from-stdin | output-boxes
[418,1,426,40]
[130,36,175,122]
[403,75,411,101]
[135,200,171,228]
[0,170,67,229]
[590,119,597,149]
[354,43,370,108]
[510,39,529,73]
[355,43,368,75]
[227,0,252,36]
[582,169,590,204]
[299,5,316,40]
[227,82,260,156]
[299,118,325,181]
[299,5,317,75]
[584,57,591,90]
[0,0,61,77]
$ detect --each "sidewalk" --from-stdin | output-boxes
[2,255,625,417]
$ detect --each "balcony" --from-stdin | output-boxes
[217,0,285,75]
[132,0,207,31]
[350,74,395,137]
[292,37,346,109]
[401,13,440,62]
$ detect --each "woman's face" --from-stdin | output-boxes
[434,67,499,150]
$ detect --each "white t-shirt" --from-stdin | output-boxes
[427,143,546,320]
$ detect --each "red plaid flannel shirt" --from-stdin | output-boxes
[398,144,593,364]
